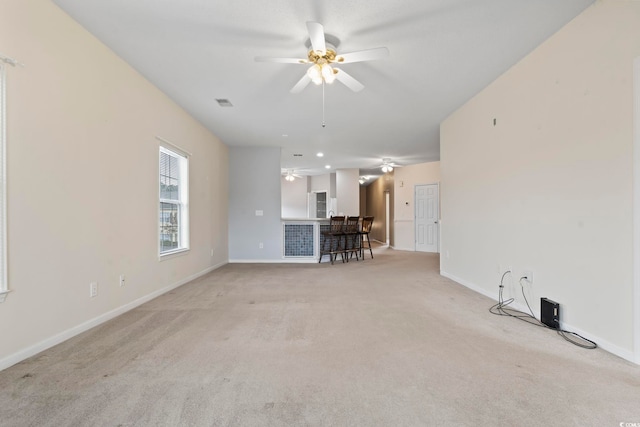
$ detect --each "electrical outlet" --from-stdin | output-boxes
[119,274,125,287]
[210,249,214,256]
[522,270,534,284]
[259,242,264,249]
[90,282,98,298]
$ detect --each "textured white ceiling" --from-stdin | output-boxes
[52,0,594,178]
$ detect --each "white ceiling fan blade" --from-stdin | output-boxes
[290,74,312,94]
[255,56,308,64]
[335,47,389,64]
[334,68,364,92]
[306,21,326,55]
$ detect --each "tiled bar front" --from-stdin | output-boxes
[282,218,329,262]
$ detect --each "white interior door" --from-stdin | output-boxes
[415,184,439,253]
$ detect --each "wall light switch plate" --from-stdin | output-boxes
[255,210,263,216]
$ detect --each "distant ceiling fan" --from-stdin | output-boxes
[282,169,303,181]
[256,21,389,94]
[378,158,402,173]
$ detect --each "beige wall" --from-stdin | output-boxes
[441,0,639,361]
[359,186,367,216]
[0,0,229,369]
[393,162,441,251]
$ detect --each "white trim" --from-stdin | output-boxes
[390,246,414,251]
[0,63,7,301]
[0,53,24,68]
[158,247,190,261]
[155,136,192,157]
[441,270,636,364]
[0,262,227,372]
[229,259,318,264]
[633,57,640,364]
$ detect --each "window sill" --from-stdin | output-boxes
[159,248,190,261]
[0,289,11,303]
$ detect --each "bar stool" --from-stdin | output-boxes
[358,216,374,259]
[343,216,361,262]
[318,216,345,264]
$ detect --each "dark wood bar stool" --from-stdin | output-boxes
[358,216,374,259]
[319,216,345,264]
[343,216,361,261]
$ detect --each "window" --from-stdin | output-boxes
[159,145,189,256]
[0,63,7,301]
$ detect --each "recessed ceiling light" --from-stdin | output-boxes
[282,134,288,137]
[325,165,331,169]
[316,152,324,157]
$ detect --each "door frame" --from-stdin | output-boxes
[414,182,440,253]
[385,190,390,245]
[633,56,640,364]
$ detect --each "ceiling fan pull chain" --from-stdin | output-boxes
[322,80,326,128]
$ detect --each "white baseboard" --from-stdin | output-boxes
[390,246,414,251]
[440,270,637,364]
[229,258,315,263]
[0,261,227,372]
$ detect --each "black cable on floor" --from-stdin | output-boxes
[489,272,597,349]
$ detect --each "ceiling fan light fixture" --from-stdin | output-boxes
[307,65,323,85]
[321,64,336,84]
[382,164,393,173]
[285,174,295,181]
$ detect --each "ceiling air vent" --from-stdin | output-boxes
[215,99,233,107]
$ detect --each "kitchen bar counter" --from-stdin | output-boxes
[281,218,330,262]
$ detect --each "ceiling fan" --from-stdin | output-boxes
[379,158,402,173]
[256,21,389,94]
[282,169,303,181]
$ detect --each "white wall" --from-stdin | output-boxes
[336,169,360,216]
[228,147,282,261]
[281,176,308,218]
[310,174,331,193]
[393,162,441,251]
[440,0,640,362]
[0,0,229,369]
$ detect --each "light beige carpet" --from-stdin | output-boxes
[1,247,639,426]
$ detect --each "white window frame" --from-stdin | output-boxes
[158,144,189,258]
[0,63,8,302]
